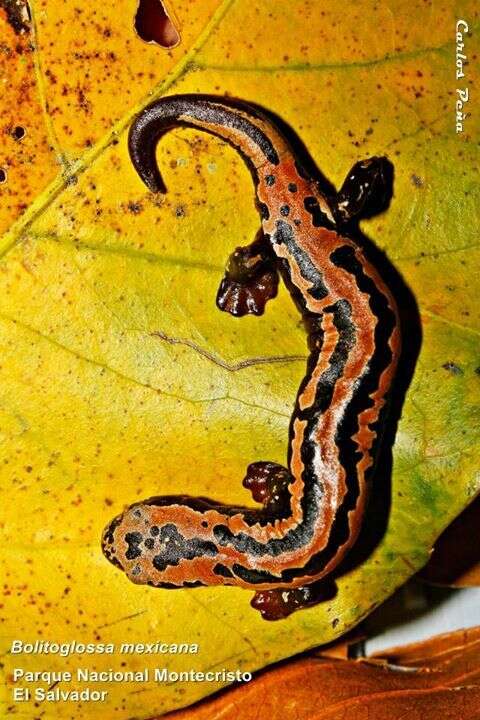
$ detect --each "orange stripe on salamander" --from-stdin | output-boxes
[101,95,401,620]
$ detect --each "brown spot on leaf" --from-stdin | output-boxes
[442,362,463,375]
[127,201,143,214]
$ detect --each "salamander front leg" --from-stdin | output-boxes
[242,461,292,515]
[216,231,279,317]
[251,579,337,621]
[332,156,393,225]
[242,462,336,620]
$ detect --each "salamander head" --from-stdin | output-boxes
[101,501,218,588]
[101,504,166,583]
[102,507,134,573]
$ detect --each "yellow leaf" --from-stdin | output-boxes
[0,7,58,234]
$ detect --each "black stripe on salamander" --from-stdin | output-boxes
[140,493,286,532]
[129,97,280,192]
[273,220,328,301]
[279,244,397,581]
[295,299,355,419]
[231,564,281,584]
[213,563,234,578]
[141,495,282,526]
[142,495,253,514]
[211,299,356,562]
[172,98,280,165]
[138,523,219,573]
[303,196,334,230]
[146,578,207,588]
[329,244,396,477]
[294,160,310,180]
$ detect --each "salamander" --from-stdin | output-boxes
[102,95,401,620]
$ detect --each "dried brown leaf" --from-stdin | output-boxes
[164,628,480,720]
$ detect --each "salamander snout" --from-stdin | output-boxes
[101,503,155,575]
[101,512,126,571]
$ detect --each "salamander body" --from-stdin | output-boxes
[102,95,401,620]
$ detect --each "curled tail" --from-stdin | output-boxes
[128,94,290,192]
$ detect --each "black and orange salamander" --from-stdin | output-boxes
[102,95,401,621]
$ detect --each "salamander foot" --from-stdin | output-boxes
[251,579,337,620]
[216,231,278,317]
[332,156,393,225]
[242,461,292,515]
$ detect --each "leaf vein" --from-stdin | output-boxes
[151,330,306,372]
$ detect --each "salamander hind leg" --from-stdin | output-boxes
[216,231,278,317]
[242,461,293,515]
[251,579,337,621]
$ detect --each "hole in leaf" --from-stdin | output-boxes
[12,125,26,140]
[134,0,180,48]
[0,168,7,184]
